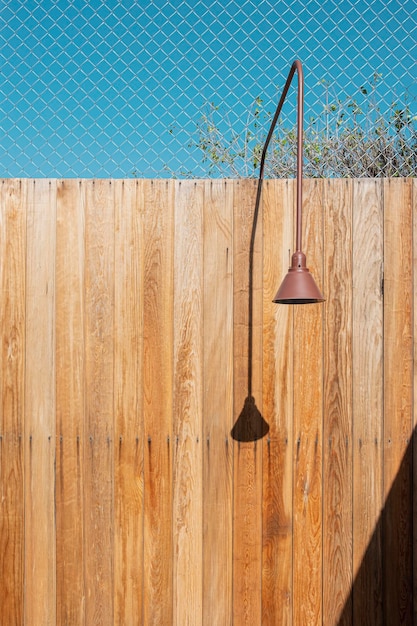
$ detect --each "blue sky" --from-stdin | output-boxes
[0,0,415,177]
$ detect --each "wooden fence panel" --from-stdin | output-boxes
[232,179,263,625]
[0,180,25,626]
[143,179,174,625]
[0,178,416,625]
[202,180,234,625]
[173,181,204,625]
[113,179,143,625]
[24,179,57,625]
[352,179,384,624]
[262,179,294,626]
[84,180,115,625]
[383,178,413,623]
[293,179,324,626]
[323,179,353,625]
[56,179,85,625]
[413,178,417,626]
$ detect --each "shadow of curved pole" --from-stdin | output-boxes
[231,60,304,442]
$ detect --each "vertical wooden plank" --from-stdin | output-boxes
[383,178,413,623]
[202,180,233,625]
[323,179,353,625]
[56,180,86,624]
[262,179,294,625]
[84,179,115,625]
[413,178,417,626]
[113,180,144,624]
[293,179,324,626]
[0,180,25,625]
[24,179,57,625]
[143,179,174,625]
[173,180,204,626]
[232,179,263,625]
[352,179,383,623]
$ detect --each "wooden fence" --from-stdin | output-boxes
[0,178,416,625]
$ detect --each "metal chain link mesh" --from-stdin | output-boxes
[0,0,415,178]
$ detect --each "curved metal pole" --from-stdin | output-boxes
[251,59,304,257]
[247,59,303,397]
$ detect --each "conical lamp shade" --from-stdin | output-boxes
[273,251,325,304]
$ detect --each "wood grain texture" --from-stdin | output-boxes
[323,179,353,625]
[143,180,174,625]
[232,179,263,625]
[383,178,413,624]
[352,179,383,624]
[0,180,25,625]
[202,180,233,625]
[261,179,294,625]
[55,180,86,624]
[293,179,324,626]
[84,180,115,625]
[413,178,417,626]
[113,180,144,625]
[173,181,204,626]
[1,178,417,624]
[24,179,57,625]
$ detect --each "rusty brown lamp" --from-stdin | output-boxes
[253,59,325,304]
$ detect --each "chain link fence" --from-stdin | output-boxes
[0,0,416,178]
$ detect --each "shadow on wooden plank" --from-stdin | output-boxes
[337,432,413,625]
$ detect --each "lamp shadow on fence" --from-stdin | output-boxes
[337,429,414,625]
[230,176,269,443]
[231,394,269,442]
